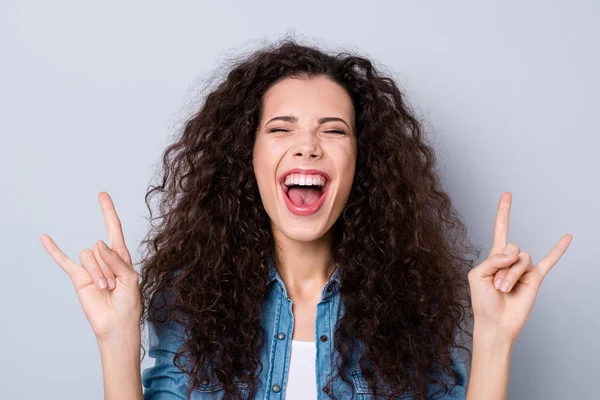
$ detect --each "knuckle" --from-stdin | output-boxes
[98,262,114,276]
[100,246,113,259]
[495,253,510,262]
[467,269,476,280]
[80,249,100,271]
[129,270,141,283]
[79,248,92,261]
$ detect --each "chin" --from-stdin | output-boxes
[280,225,328,242]
[272,216,334,243]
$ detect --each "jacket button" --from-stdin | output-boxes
[272,384,281,392]
[277,332,286,340]
[320,334,328,342]
[322,385,330,394]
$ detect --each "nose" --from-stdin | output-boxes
[290,129,323,160]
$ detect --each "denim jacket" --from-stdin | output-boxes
[142,257,468,399]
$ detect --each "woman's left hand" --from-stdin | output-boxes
[468,191,573,343]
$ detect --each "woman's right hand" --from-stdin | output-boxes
[41,192,142,343]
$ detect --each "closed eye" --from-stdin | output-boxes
[268,128,346,135]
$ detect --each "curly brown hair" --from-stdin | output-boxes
[138,38,480,400]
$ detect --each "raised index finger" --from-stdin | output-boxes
[98,192,132,267]
[490,191,512,257]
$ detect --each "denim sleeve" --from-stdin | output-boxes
[426,342,468,400]
[141,308,190,398]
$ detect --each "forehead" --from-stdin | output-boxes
[260,75,355,125]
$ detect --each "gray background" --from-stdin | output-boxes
[1,1,597,399]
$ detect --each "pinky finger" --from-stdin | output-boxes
[41,234,80,279]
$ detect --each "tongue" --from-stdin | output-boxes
[287,187,322,207]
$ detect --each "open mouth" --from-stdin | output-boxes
[279,171,331,216]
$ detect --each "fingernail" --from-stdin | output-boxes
[107,278,116,290]
[99,240,108,250]
[503,246,518,256]
[494,278,502,290]
[502,280,510,292]
[97,278,108,289]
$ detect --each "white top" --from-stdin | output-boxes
[284,340,317,400]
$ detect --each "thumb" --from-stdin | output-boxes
[97,240,137,280]
[477,244,520,277]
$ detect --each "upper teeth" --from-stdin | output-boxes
[284,173,326,187]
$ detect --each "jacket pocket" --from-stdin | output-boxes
[350,369,414,400]
[191,379,249,399]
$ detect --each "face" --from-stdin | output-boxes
[252,75,357,243]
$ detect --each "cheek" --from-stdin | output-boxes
[252,141,283,192]
[253,163,274,198]
[334,147,357,187]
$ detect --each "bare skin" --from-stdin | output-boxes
[41,74,572,399]
[41,192,143,400]
[291,300,320,341]
[252,76,356,342]
[466,191,572,399]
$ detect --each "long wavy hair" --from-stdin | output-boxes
[138,38,480,400]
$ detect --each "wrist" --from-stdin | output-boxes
[97,325,141,351]
[96,326,143,400]
[473,323,516,353]
[467,324,514,400]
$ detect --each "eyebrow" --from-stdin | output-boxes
[265,115,351,130]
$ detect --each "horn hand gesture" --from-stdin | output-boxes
[41,192,142,343]
[468,191,572,343]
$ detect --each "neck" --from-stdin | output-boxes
[271,226,335,301]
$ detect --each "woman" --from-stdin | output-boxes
[41,39,572,400]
